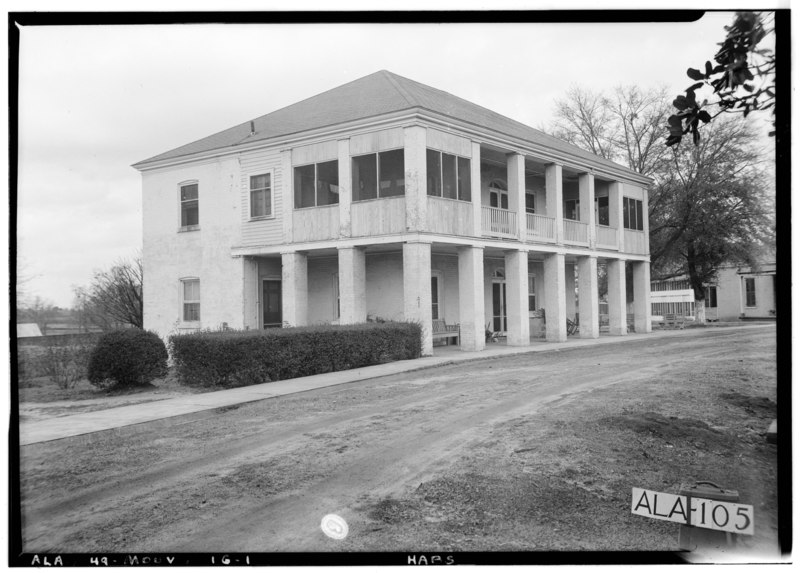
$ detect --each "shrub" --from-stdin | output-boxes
[41,336,95,389]
[170,321,422,388]
[87,329,168,389]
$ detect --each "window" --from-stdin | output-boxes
[489,180,508,209]
[525,192,536,214]
[745,277,756,307]
[595,196,609,226]
[704,286,717,308]
[623,197,644,230]
[294,160,339,208]
[528,274,536,311]
[352,149,404,201]
[565,199,580,221]
[426,149,471,201]
[182,279,200,322]
[431,273,443,320]
[250,173,273,218]
[180,183,199,228]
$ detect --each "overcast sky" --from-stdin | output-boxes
[14,10,776,308]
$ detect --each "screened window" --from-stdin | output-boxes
[595,196,609,226]
[623,197,644,230]
[427,149,471,201]
[182,279,200,322]
[250,173,272,218]
[352,149,404,202]
[294,160,339,208]
[565,199,580,221]
[745,278,756,307]
[180,183,199,228]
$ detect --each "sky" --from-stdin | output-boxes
[12,8,780,308]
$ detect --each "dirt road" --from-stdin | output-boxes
[20,327,779,555]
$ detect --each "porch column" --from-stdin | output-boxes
[508,153,527,241]
[337,138,352,238]
[607,258,627,335]
[338,246,366,324]
[546,163,564,244]
[281,251,308,327]
[543,252,567,342]
[242,257,260,330]
[471,141,482,237]
[458,245,485,351]
[579,172,596,248]
[404,126,427,232]
[403,240,433,356]
[504,249,530,346]
[577,255,600,339]
[632,261,652,333]
[609,181,624,252]
[281,149,294,243]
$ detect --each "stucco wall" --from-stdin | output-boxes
[714,265,776,320]
[142,156,244,338]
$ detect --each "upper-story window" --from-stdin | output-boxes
[488,180,508,209]
[250,172,273,218]
[525,192,535,214]
[595,196,610,226]
[623,197,644,230]
[352,149,404,201]
[426,149,471,201]
[294,160,339,208]
[180,182,199,229]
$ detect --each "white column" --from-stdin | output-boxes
[609,181,624,252]
[632,260,652,333]
[579,172,596,248]
[544,252,567,342]
[546,163,564,245]
[458,246,485,351]
[338,246,366,324]
[607,258,627,335]
[577,256,600,339]
[508,153,527,241]
[504,249,530,346]
[337,139,352,238]
[404,126,427,232]
[471,141,482,237]
[242,257,260,330]
[403,241,433,356]
[281,251,308,327]
[281,149,293,243]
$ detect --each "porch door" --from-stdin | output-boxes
[492,279,507,333]
[262,279,282,328]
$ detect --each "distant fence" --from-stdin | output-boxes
[16,332,104,348]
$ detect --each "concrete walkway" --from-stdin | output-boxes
[17,324,774,447]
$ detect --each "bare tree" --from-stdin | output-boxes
[21,296,58,335]
[79,255,144,330]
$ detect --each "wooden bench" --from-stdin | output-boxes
[432,319,460,345]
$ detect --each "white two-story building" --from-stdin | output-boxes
[134,70,653,355]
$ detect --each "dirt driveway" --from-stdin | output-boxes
[19,327,779,560]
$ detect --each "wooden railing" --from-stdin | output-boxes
[481,206,517,239]
[351,196,406,237]
[526,213,555,242]
[292,204,338,242]
[624,229,648,254]
[596,225,618,249]
[427,196,474,236]
[563,219,589,244]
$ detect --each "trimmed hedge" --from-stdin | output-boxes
[169,321,422,388]
[88,329,168,389]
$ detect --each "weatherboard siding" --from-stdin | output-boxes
[240,147,284,247]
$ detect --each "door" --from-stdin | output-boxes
[262,279,282,328]
[492,280,507,333]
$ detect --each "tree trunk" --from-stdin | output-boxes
[694,301,707,323]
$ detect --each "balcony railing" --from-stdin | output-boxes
[293,204,338,242]
[624,229,648,254]
[427,196,474,236]
[351,196,406,237]
[596,225,618,249]
[563,219,589,245]
[526,213,555,242]
[481,206,517,239]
